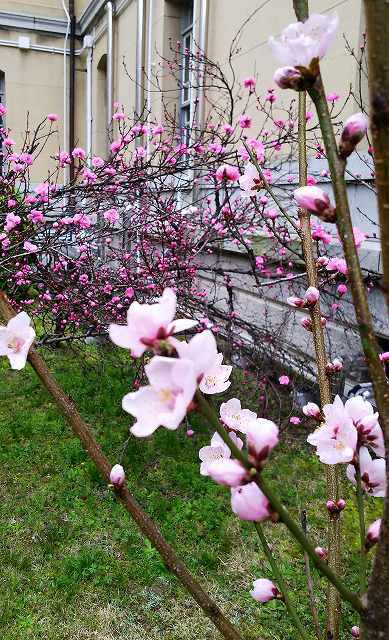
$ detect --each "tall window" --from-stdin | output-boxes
[180,2,194,145]
[0,72,5,176]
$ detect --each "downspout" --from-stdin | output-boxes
[68,0,76,182]
[197,0,208,129]
[146,0,154,158]
[106,1,114,131]
[85,35,93,161]
[135,0,145,119]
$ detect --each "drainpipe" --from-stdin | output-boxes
[197,0,208,129]
[68,0,76,182]
[106,1,114,132]
[85,35,94,161]
[146,0,154,158]
[135,0,145,119]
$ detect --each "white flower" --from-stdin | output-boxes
[198,431,243,476]
[219,398,257,433]
[0,312,35,370]
[199,353,232,394]
[122,356,197,437]
[269,13,338,69]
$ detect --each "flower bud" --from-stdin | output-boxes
[303,402,321,419]
[246,418,279,465]
[300,317,312,331]
[294,186,336,223]
[314,546,328,560]
[287,295,305,308]
[351,626,360,638]
[207,458,249,487]
[337,283,348,296]
[304,286,320,306]
[326,358,343,375]
[110,464,125,487]
[365,518,381,551]
[327,498,346,514]
[339,112,368,159]
[273,66,304,91]
[250,578,280,602]
[231,482,270,521]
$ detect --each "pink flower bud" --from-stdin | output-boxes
[246,419,279,464]
[273,66,303,91]
[351,626,360,638]
[317,256,329,267]
[287,296,305,308]
[339,112,368,159]
[186,429,194,437]
[278,375,289,385]
[379,351,389,362]
[231,482,270,521]
[337,283,348,296]
[47,113,59,122]
[294,186,336,223]
[207,458,248,487]
[326,358,343,374]
[337,499,346,511]
[314,546,328,560]
[304,286,320,306]
[365,518,381,550]
[300,317,312,331]
[327,498,346,514]
[110,464,125,487]
[250,578,280,603]
[215,164,240,182]
[303,402,321,419]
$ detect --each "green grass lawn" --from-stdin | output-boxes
[0,344,381,639]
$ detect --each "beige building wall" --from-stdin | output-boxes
[0,0,365,180]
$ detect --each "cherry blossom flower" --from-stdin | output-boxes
[171,330,218,378]
[0,103,7,116]
[109,288,197,357]
[239,162,263,197]
[47,113,59,122]
[199,431,243,476]
[269,13,338,69]
[207,458,248,487]
[103,208,119,224]
[110,464,125,487]
[199,352,232,394]
[327,92,340,102]
[279,375,289,385]
[339,113,368,158]
[0,312,35,370]
[231,482,270,521]
[5,212,21,232]
[23,241,38,253]
[219,398,257,433]
[72,147,86,160]
[344,395,384,457]
[215,164,240,182]
[347,447,386,497]
[250,578,280,602]
[122,356,197,437]
[239,114,252,129]
[243,77,256,91]
[303,402,321,419]
[307,395,357,464]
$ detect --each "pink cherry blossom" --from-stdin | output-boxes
[250,578,279,603]
[379,351,389,362]
[0,312,35,370]
[103,208,119,224]
[122,356,197,437]
[243,77,256,91]
[199,431,243,476]
[47,113,59,122]
[340,112,368,157]
[303,402,321,419]
[307,395,357,464]
[207,458,248,487]
[347,447,386,497]
[109,288,197,357]
[231,482,270,521]
[72,147,86,160]
[344,395,384,457]
[269,13,338,69]
[0,103,7,116]
[327,92,340,102]
[279,375,289,385]
[171,330,218,379]
[23,241,38,253]
[351,626,360,638]
[5,212,21,231]
[239,163,263,197]
[110,464,125,487]
[239,114,252,129]
[290,416,301,425]
[199,352,232,394]
[326,257,348,275]
[219,398,257,433]
[304,286,320,305]
[215,164,240,182]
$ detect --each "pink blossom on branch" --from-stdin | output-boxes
[231,482,270,521]
[250,578,280,603]
[219,397,257,433]
[307,395,357,464]
[269,13,338,70]
[199,352,232,394]
[294,186,336,223]
[215,164,240,182]
[365,518,381,550]
[110,464,125,487]
[199,431,243,476]
[207,458,248,487]
[346,447,386,497]
[122,356,197,437]
[339,112,368,158]
[109,288,197,357]
[0,311,35,370]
